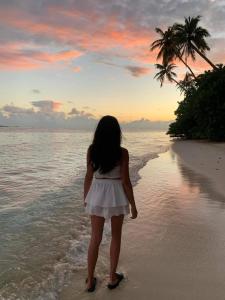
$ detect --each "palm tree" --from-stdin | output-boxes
[150,27,196,79]
[177,72,196,94]
[154,62,181,87]
[173,16,217,69]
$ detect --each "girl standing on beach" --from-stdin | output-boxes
[84,115,138,292]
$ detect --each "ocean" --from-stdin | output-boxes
[0,128,170,299]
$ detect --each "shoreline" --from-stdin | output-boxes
[60,141,225,300]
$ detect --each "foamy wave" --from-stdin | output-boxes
[34,146,169,299]
[130,145,169,186]
[0,144,169,300]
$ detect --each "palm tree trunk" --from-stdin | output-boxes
[172,78,182,87]
[177,54,196,79]
[191,42,217,69]
[172,78,187,93]
[172,78,180,85]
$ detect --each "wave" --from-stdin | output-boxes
[130,144,169,186]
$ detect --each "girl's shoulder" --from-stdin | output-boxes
[87,144,93,154]
[120,147,129,159]
[121,146,128,153]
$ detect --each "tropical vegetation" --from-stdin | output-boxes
[151,16,225,141]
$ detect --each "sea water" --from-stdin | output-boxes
[0,128,170,299]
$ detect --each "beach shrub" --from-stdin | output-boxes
[167,65,225,141]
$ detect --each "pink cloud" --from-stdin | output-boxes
[0,56,39,70]
[34,50,82,63]
[52,101,62,111]
[31,100,62,112]
[72,66,81,72]
[0,44,82,70]
[0,6,154,69]
[0,3,224,74]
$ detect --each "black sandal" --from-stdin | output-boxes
[107,273,124,290]
[86,277,97,292]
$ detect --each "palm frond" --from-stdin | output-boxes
[154,62,178,87]
[155,27,164,37]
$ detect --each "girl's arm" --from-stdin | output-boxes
[83,146,94,205]
[120,148,138,219]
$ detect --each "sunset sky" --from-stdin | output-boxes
[0,0,224,128]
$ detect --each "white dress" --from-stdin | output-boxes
[85,165,130,219]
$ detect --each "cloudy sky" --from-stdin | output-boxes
[0,0,224,128]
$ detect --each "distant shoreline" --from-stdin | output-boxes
[0,126,167,132]
[0,125,20,128]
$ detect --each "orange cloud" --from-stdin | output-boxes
[0,57,39,70]
[72,66,81,72]
[0,4,224,74]
[0,6,154,66]
[33,49,82,63]
[0,44,82,70]
[31,100,62,112]
[52,101,62,111]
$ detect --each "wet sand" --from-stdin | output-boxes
[172,140,225,197]
[60,141,225,300]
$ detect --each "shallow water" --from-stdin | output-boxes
[0,128,169,299]
[61,149,225,300]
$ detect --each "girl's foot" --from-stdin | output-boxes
[86,277,97,292]
[107,272,124,289]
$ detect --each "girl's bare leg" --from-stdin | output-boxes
[87,215,105,288]
[109,215,124,283]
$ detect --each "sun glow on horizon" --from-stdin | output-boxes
[0,0,224,127]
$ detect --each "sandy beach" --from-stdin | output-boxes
[172,140,225,198]
[60,140,225,300]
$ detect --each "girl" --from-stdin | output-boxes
[84,115,138,292]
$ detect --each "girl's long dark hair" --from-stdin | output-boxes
[89,115,122,174]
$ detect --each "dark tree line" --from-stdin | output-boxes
[150,16,225,141]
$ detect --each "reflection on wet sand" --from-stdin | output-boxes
[174,151,225,208]
[61,149,225,300]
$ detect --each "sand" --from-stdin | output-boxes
[60,141,225,300]
[172,140,225,198]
